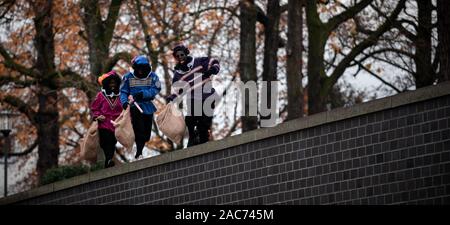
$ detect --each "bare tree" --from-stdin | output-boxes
[306,0,406,114]
[239,0,258,131]
[286,0,304,120]
[260,0,280,126]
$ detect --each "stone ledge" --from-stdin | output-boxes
[54,173,90,192]
[391,82,450,108]
[1,81,450,205]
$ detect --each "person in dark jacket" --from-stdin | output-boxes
[91,70,122,168]
[166,44,220,147]
[120,55,161,159]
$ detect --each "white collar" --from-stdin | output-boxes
[187,57,195,68]
[131,71,151,79]
[176,57,195,74]
[101,88,120,97]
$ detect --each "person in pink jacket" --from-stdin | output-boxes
[91,70,123,168]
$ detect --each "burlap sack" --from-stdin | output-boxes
[80,121,100,163]
[156,103,186,145]
[111,107,135,151]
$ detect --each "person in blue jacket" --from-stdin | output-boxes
[120,55,161,159]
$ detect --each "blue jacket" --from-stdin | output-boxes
[120,71,161,115]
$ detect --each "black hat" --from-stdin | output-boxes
[172,44,190,56]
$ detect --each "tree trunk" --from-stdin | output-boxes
[81,0,124,100]
[437,0,450,83]
[260,0,280,126]
[36,91,59,180]
[286,0,304,120]
[413,0,434,88]
[239,0,258,131]
[82,0,109,83]
[306,0,328,114]
[32,0,60,180]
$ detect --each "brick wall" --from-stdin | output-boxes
[4,87,450,205]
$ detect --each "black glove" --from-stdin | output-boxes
[133,92,144,101]
[202,73,212,80]
[122,102,129,110]
[165,94,177,102]
[208,67,218,75]
[203,68,216,79]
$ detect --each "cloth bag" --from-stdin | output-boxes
[80,120,100,163]
[156,102,186,145]
[111,107,135,151]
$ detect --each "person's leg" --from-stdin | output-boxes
[197,98,214,145]
[98,129,116,168]
[137,113,153,158]
[185,115,197,147]
[107,131,118,167]
[131,107,145,158]
[197,115,212,145]
[186,98,196,147]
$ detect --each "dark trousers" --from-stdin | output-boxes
[130,106,153,157]
[185,98,214,147]
[185,115,212,147]
[98,128,117,167]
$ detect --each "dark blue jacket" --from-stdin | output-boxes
[172,57,220,100]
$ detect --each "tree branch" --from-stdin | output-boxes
[306,0,324,30]
[392,21,416,43]
[255,3,287,47]
[354,17,375,35]
[0,43,38,77]
[104,51,132,71]
[0,0,14,21]
[104,0,123,48]
[0,139,38,157]
[326,0,406,93]
[368,51,414,74]
[326,0,373,33]
[134,0,158,69]
[0,74,35,87]
[398,18,418,31]
[255,3,288,27]
[1,95,37,125]
[280,3,288,13]
[56,70,97,99]
[350,47,415,66]
[354,59,402,93]
[190,5,239,18]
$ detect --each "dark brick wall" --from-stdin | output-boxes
[18,95,450,205]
